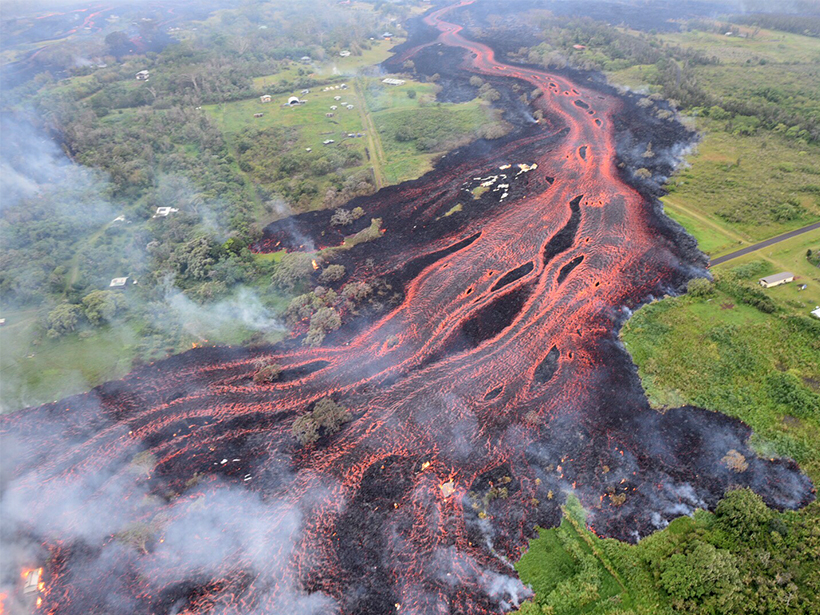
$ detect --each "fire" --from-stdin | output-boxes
[420,461,431,471]
[311,259,319,270]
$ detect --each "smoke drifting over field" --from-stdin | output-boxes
[1,1,815,614]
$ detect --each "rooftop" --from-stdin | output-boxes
[759,272,794,284]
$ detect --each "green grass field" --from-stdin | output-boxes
[654,26,820,66]
[716,232,820,310]
[663,119,820,253]
[0,308,139,412]
[252,39,399,90]
[621,275,820,479]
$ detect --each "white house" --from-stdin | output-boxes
[382,78,406,86]
[109,277,129,289]
[135,70,150,81]
[153,206,179,218]
[759,272,795,288]
[260,94,272,103]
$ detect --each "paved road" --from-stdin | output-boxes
[710,221,820,266]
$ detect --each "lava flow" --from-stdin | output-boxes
[0,2,814,615]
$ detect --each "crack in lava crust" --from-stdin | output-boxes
[1,2,814,615]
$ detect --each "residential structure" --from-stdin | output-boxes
[135,70,150,80]
[759,272,795,288]
[154,206,179,218]
[382,78,406,86]
[260,94,272,103]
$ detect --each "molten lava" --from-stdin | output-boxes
[0,2,813,615]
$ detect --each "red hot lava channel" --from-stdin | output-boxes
[0,2,813,615]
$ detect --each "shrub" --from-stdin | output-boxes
[686,277,713,298]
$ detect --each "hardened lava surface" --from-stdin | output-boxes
[1,2,814,615]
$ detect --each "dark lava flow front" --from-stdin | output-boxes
[1,2,814,615]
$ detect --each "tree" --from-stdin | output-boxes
[319,264,346,283]
[406,89,417,99]
[686,277,713,298]
[105,31,131,55]
[659,541,742,612]
[172,236,220,281]
[305,307,341,346]
[311,397,349,433]
[82,290,127,325]
[271,252,314,291]
[470,76,485,87]
[331,208,354,226]
[292,414,320,445]
[714,488,774,545]
[253,361,283,384]
[46,304,82,337]
[291,397,349,445]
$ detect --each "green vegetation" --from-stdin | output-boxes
[292,397,350,445]
[0,0,480,411]
[662,121,820,254]
[518,491,820,615]
[622,261,820,476]
[366,78,511,184]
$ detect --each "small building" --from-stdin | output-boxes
[346,104,354,110]
[330,105,338,110]
[382,78,406,86]
[301,89,310,95]
[109,277,129,289]
[300,55,312,64]
[260,94,272,103]
[572,44,586,50]
[0,318,6,326]
[326,112,334,117]
[440,480,455,498]
[811,306,820,320]
[135,70,150,81]
[382,31,394,39]
[254,113,264,118]
[153,206,179,218]
[334,95,342,101]
[323,139,335,145]
[759,272,794,288]
[339,50,351,57]
[23,568,42,594]
[286,96,304,106]
[340,83,348,89]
